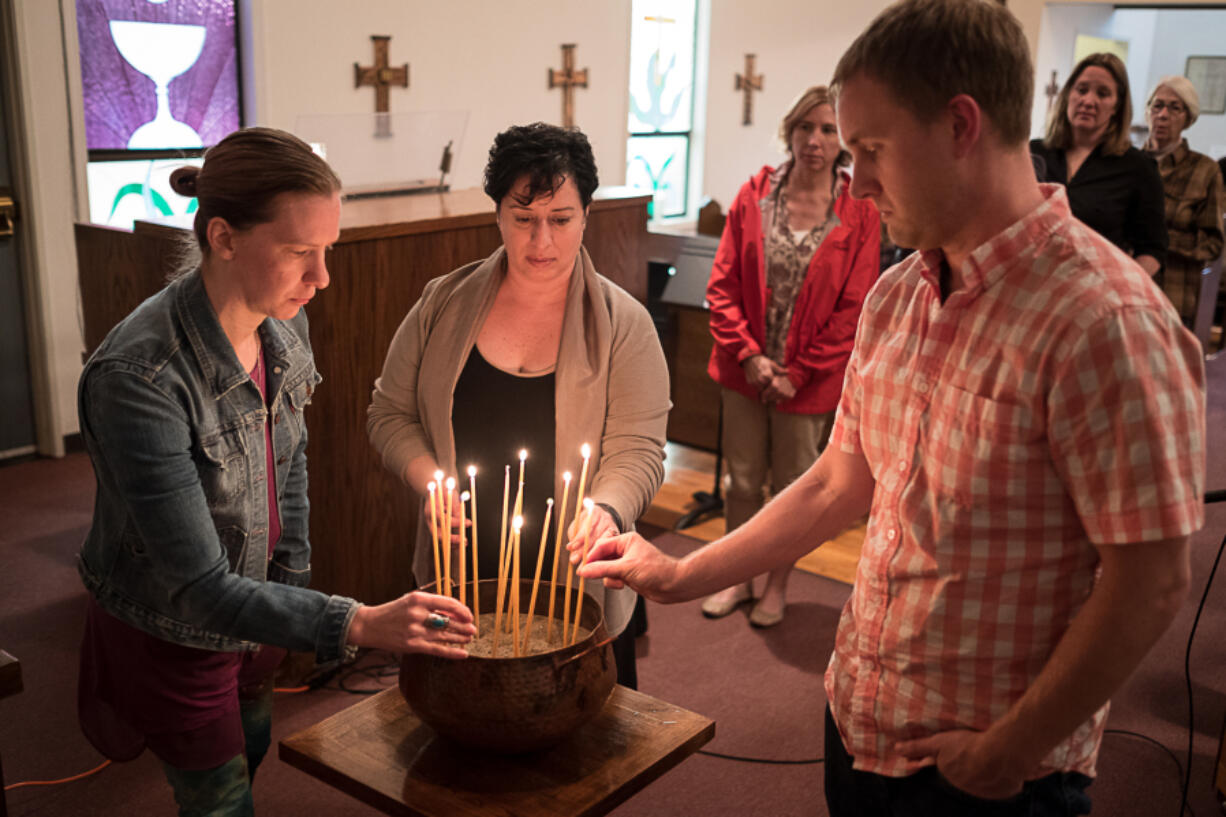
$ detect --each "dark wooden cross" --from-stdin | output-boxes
[354,35,409,128]
[549,44,588,128]
[735,54,763,126]
[1045,70,1060,110]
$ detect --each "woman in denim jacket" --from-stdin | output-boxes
[76,128,474,816]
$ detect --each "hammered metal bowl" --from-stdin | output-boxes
[399,578,616,754]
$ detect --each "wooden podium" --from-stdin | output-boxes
[74,187,650,604]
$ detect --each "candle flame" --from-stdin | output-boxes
[547,498,554,506]
[433,469,444,482]
[580,443,591,458]
[467,465,476,477]
[583,497,594,510]
[512,515,523,531]
[563,471,572,482]
[461,491,470,501]
[519,449,527,461]
[445,476,456,490]
[427,481,436,492]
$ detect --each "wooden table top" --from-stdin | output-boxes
[279,685,714,817]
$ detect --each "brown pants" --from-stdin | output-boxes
[721,388,834,529]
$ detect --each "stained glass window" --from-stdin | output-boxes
[76,0,241,227]
[625,0,698,221]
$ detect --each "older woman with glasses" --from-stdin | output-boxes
[1144,76,1225,326]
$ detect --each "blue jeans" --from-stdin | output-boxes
[824,706,1093,817]
[160,686,274,817]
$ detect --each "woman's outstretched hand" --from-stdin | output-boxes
[347,590,475,659]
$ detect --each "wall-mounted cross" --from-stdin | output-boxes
[735,54,763,126]
[354,35,409,115]
[1045,70,1060,111]
[549,44,588,129]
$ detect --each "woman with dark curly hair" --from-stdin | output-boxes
[367,123,670,688]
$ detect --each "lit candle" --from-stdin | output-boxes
[511,515,523,657]
[547,471,571,642]
[467,465,479,636]
[493,465,510,656]
[444,476,456,598]
[506,449,528,634]
[458,491,469,607]
[427,480,441,595]
[571,497,596,644]
[524,498,553,653]
[572,443,592,543]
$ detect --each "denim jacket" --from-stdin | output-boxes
[77,271,358,664]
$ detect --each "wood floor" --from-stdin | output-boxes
[642,443,864,586]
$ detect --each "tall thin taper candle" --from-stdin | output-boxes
[444,477,456,598]
[573,443,592,529]
[458,491,469,607]
[427,481,441,594]
[547,471,572,642]
[493,465,510,655]
[433,469,445,591]
[524,498,553,652]
[467,465,479,636]
[570,498,596,644]
[511,515,523,657]
[505,449,528,633]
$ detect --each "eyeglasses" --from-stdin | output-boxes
[1149,100,1187,115]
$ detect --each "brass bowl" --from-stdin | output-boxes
[399,578,616,754]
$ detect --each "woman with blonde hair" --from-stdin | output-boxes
[1144,75,1225,325]
[700,86,880,628]
[1030,53,1167,275]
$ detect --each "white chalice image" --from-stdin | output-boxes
[109,20,206,149]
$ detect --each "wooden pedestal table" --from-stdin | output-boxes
[279,685,714,817]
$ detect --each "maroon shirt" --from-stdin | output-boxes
[79,345,285,770]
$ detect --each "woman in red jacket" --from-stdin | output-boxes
[701,85,880,628]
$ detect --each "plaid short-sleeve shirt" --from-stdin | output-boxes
[825,184,1205,779]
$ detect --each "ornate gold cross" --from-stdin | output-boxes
[549,44,588,129]
[735,54,763,126]
[354,35,409,115]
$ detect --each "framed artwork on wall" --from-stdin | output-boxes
[1186,56,1226,116]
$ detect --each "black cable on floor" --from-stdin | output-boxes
[697,749,823,765]
[1179,527,1226,817]
[1103,729,1196,817]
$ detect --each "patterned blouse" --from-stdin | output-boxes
[1149,139,1224,268]
[762,164,839,363]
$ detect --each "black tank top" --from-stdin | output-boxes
[451,346,558,581]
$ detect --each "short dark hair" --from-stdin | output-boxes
[170,127,341,256]
[831,0,1034,146]
[483,123,599,209]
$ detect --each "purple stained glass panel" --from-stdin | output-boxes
[77,0,239,151]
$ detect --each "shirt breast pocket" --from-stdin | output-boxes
[924,384,1045,511]
[282,370,320,451]
[197,427,248,505]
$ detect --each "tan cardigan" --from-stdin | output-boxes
[367,246,670,635]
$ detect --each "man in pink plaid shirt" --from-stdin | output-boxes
[577,0,1205,814]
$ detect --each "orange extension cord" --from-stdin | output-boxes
[4,760,112,792]
[4,687,309,792]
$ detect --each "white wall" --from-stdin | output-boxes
[1145,10,1226,159]
[246,0,632,194]
[700,0,890,208]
